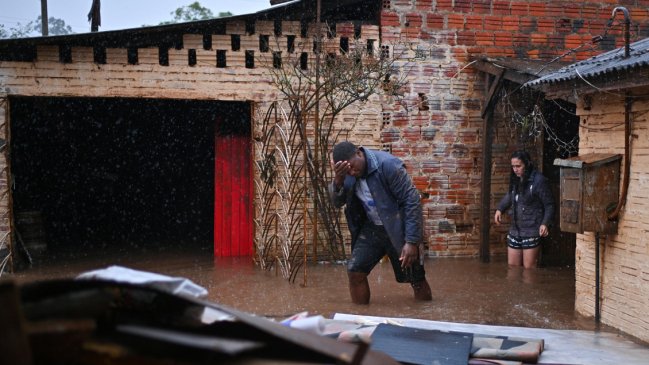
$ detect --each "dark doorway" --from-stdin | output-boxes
[540,99,579,267]
[9,96,250,260]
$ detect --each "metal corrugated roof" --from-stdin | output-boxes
[525,37,649,87]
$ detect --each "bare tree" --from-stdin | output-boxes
[254,24,406,283]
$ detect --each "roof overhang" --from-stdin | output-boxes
[472,57,570,85]
[522,37,649,99]
[526,65,649,100]
[0,0,375,57]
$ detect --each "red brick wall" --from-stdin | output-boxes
[383,0,649,60]
[377,0,649,256]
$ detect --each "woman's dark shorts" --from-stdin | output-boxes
[507,234,541,249]
[347,222,426,283]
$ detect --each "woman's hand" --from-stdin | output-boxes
[539,224,549,237]
[494,210,502,225]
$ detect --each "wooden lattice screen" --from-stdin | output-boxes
[253,101,346,283]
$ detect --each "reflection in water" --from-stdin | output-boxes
[10,247,600,331]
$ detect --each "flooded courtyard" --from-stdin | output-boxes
[7,244,605,333]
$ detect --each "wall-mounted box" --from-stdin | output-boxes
[553,153,621,234]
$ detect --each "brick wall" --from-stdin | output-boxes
[0,20,382,266]
[573,89,649,343]
[377,0,649,256]
[3,1,649,264]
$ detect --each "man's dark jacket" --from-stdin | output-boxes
[329,147,423,251]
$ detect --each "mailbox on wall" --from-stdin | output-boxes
[553,153,622,234]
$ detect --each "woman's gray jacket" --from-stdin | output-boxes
[328,148,423,252]
[496,170,554,238]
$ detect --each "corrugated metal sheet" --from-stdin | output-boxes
[525,37,649,87]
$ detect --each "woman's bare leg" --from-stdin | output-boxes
[522,246,540,269]
[508,247,523,266]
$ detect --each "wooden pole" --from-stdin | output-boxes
[480,106,494,262]
[312,0,322,263]
[301,97,309,286]
[40,0,48,36]
[479,69,505,262]
[274,103,279,277]
[595,232,601,323]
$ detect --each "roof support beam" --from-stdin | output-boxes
[473,59,540,86]
[480,68,505,263]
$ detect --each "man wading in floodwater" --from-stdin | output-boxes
[329,141,432,304]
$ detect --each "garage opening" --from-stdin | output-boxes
[9,96,251,261]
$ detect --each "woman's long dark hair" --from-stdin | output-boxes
[509,150,535,232]
[509,150,535,194]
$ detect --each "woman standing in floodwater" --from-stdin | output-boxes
[494,150,554,269]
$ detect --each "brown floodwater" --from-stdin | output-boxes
[7,245,603,332]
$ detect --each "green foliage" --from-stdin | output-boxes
[159,2,216,25]
[0,21,32,39]
[35,16,74,36]
[0,16,74,39]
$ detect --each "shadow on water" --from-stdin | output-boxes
[9,245,601,332]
